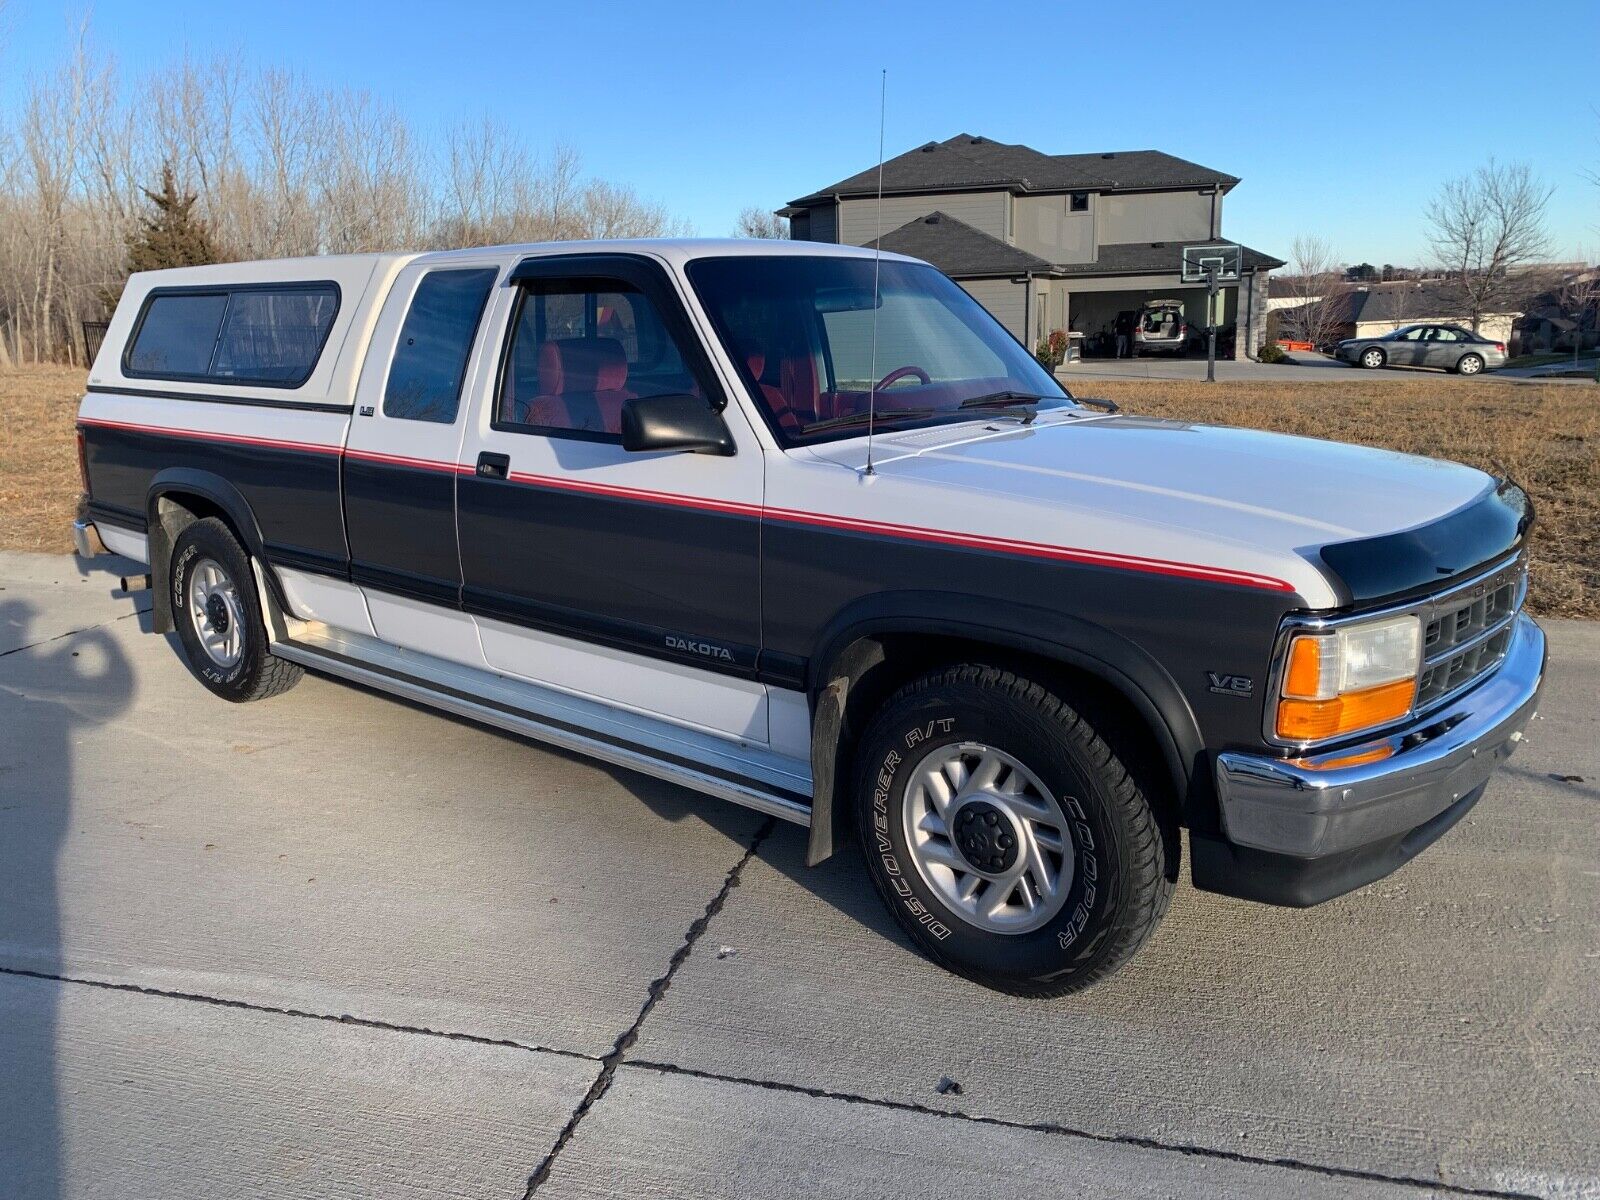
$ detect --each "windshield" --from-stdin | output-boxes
[686,255,1074,445]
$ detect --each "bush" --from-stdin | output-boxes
[1035,328,1068,370]
[1256,340,1287,364]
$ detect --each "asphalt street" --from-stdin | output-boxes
[1,550,1596,1199]
[1059,354,1597,382]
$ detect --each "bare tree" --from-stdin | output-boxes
[1425,159,1553,333]
[734,206,787,239]
[1277,235,1350,349]
[1587,107,1600,238]
[0,26,692,363]
[1554,263,1600,364]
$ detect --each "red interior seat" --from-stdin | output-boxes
[518,338,633,433]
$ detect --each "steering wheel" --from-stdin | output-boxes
[875,365,932,391]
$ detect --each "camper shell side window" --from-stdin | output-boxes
[123,281,341,388]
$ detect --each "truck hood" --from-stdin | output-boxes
[801,412,1498,605]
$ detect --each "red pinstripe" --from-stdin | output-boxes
[78,418,1295,592]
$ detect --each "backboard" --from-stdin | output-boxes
[1181,244,1241,284]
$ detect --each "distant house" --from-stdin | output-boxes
[1270,279,1523,346]
[1513,268,1600,355]
[779,133,1282,358]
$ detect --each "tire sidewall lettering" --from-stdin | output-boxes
[173,530,252,690]
[861,696,1115,970]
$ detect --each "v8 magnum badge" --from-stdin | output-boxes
[1207,672,1254,697]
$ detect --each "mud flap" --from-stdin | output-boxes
[805,678,847,866]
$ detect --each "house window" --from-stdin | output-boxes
[1069,192,1089,212]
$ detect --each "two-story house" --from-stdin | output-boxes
[779,133,1282,359]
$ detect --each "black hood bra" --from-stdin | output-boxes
[1316,478,1533,606]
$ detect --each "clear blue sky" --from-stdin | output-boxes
[5,1,1597,265]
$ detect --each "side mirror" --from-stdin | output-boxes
[621,394,735,456]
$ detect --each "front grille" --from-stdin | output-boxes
[1414,558,1526,710]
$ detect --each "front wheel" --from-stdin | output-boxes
[170,517,302,702]
[1456,353,1484,375]
[854,665,1174,996]
[1360,347,1386,369]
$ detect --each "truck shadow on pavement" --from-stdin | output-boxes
[326,680,912,948]
[0,591,138,1200]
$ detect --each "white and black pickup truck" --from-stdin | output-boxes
[74,239,1545,995]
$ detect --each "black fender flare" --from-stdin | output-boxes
[803,590,1206,865]
[145,469,283,633]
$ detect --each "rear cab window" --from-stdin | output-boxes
[382,268,500,423]
[124,283,339,387]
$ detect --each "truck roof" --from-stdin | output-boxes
[410,237,920,269]
[121,238,921,294]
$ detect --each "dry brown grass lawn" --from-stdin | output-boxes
[2,365,1595,616]
[1,365,85,555]
[1085,377,1599,618]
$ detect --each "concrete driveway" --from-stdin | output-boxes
[2,551,1597,1199]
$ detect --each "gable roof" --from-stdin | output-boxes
[1051,241,1285,277]
[874,214,1282,280]
[875,212,1052,277]
[1273,279,1527,325]
[787,134,1238,206]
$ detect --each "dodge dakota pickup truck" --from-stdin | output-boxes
[74,239,1545,995]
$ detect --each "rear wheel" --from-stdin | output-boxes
[1456,353,1484,375]
[854,664,1174,996]
[1360,347,1386,369]
[170,517,302,702]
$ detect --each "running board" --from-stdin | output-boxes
[265,616,812,829]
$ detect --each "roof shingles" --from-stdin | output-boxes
[790,134,1238,205]
[874,213,1282,280]
[876,212,1051,277]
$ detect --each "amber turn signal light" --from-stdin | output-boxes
[1275,678,1416,742]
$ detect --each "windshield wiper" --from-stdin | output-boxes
[801,407,935,434]
[1074,395,1119,413]
[957,390,1045,411]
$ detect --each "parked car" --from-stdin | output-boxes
[74,240,1544,996]
[1335,324,1506,374]
[1134,298,1187,355]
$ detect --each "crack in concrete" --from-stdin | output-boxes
[0,823,1559,1200]
[2,937,1554,1200]
[520,815,777,1198]
[619,1058,1546,1200]
[0,603,151,659]
[0,965,596,1063]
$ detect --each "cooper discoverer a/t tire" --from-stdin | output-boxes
[854,664,1174,996]
[169,517,302,703]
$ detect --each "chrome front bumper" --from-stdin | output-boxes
[1215,613,1545,859]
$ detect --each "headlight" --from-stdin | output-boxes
[1275,614,1421,741]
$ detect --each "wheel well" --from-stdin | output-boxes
[147,492,244,633]
[819,633,1183,870]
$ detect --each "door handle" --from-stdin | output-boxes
[475,452,510,480]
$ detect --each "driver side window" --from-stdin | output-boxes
[496,280,704,441]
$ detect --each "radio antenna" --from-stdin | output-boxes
[864,67,886,477]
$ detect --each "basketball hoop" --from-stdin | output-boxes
[1181,244,1241,383]
[1181,244,1242,284]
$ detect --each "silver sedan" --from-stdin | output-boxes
[1334,324,1506,375]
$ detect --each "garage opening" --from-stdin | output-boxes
[1071,286,1238,358]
